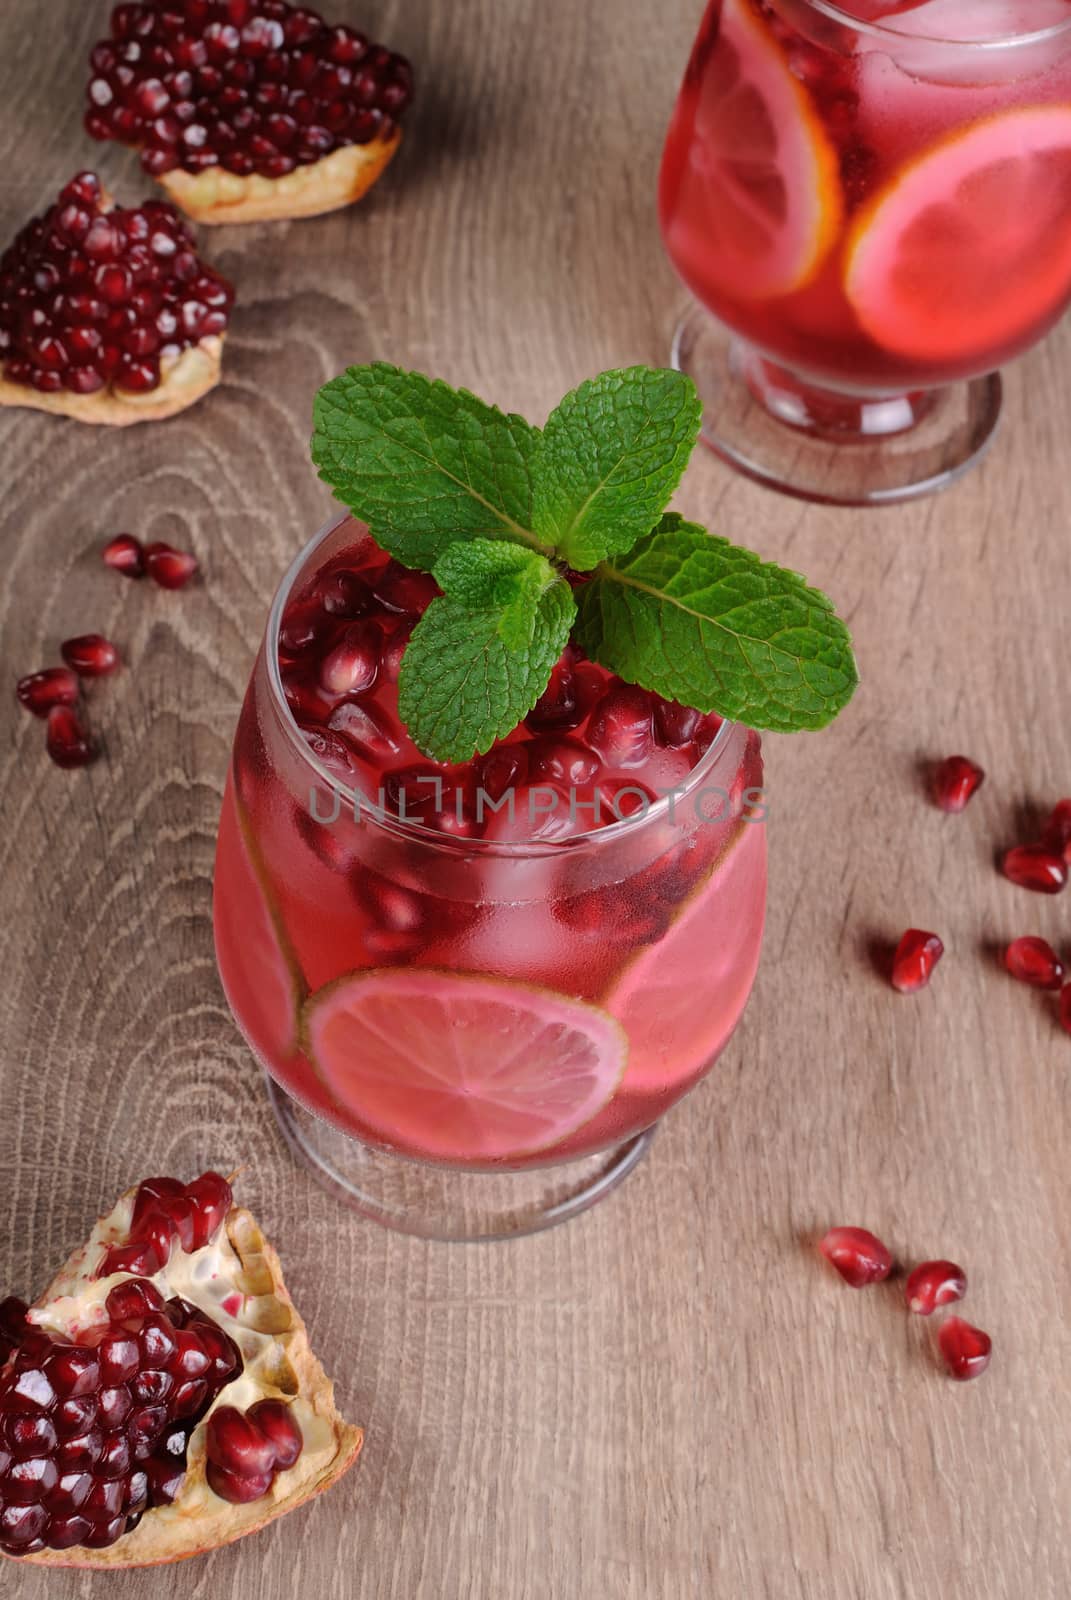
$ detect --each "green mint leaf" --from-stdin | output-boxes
[311,363,545,571]
[530,367,702,569]
[432,540,559,650]
[398,580,576,762]
[575,515,858,733]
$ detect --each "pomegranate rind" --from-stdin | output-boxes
[845,106,1071,362]
[0,337,223,427]
[302,967,629,1161]
[158,131,402,225]
[9,1189,361,1569]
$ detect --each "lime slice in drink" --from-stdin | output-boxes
[666,0,842,299]
[302,970,628,1161]
[845,107,1071,362]
[215,784,306,1060]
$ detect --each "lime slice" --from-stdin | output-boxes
[214,782,306,1061]
[302,969,628,1161]
[845,106,1071,362]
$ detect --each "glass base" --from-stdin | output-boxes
[671,305,1003,506]
[266,1075,656,1242]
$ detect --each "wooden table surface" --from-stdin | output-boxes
[2,2,1069,1596]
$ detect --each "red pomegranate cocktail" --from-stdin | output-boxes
[213,359,857,1239]
[659,0,1071,501]
[215,516,766,1232]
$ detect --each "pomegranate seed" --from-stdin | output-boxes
[890,929,944,994]
[1001,845,1067,894]
[184,1171,233,1247]
[245,1399,303,1470]
[45,706,96,769]
[1040,798,1071,862]
[1004,936,1065,990]
[0,176,233,399]
[1060,984,1071,1037]
[205,1460,275,1503]
[61,633,120,678]
[932,754,984,813]
[102,533,145,578]
[318,619,380,696]
[652,697,702,749]
[16,667,79,718]
[145,542,199,589]
[205,1406,277,1478]
[587,685,655,768]
[938,1315,992,1381]
[819,1226,893,1288]
[905,1260,967,1315]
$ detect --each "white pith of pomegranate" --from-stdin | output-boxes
[86,1,413,204]
[0,172,232,414]
[0,1176,360,1567]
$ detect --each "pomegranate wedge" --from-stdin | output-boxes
[0,1175,360,1567]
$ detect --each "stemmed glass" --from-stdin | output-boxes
[659,0,1071,503]
[213,514,768,1241]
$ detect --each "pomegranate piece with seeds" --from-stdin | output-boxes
[937,1316,992,1381]
[45,707,96,770]
[1001,845,1067,895]
[905,1260,967,1316]
[819,1226,893,1288]
[890,928,944,993]
[145,543,199,590]
[1004,936,1065,990]
[932,754,985,813]
[0,1174,361,1567]
[0,172,233,425]
[102,535,146,578]
[61,635,121,679]
[85,1,414,226]
[16,669,79,719]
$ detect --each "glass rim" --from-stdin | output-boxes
[263,509,743,861]
[794,0,1071,50]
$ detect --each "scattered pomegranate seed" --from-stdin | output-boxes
[1040,799,1071,862]
[103,534,146,578]
[15,667,79,718]
[1004,936,1065,990]
[905,1260,967,1315]
[145,542,198,590]
[0,173,233,399]
[1001,845,1067,895]
[1060,984,1071,1037]
[61,633,121,678]
[937,1315,992,1381]
[890,928,944,993]
[932,755,985,813]
[819,1226,893,1288]
[45,706,96,769]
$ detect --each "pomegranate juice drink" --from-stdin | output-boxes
[658,0,1071,497]
[214,363,858,1224]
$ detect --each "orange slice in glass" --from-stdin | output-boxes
[845,106,1071,362]
[666,0,842,300]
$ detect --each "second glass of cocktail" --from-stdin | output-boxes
[659,0,1071,502]
[214,363,858,1239]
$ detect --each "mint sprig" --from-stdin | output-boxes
[312,364,858,761]
[575,515,856,733]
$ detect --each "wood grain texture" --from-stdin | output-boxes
[1,2,1069,1597]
